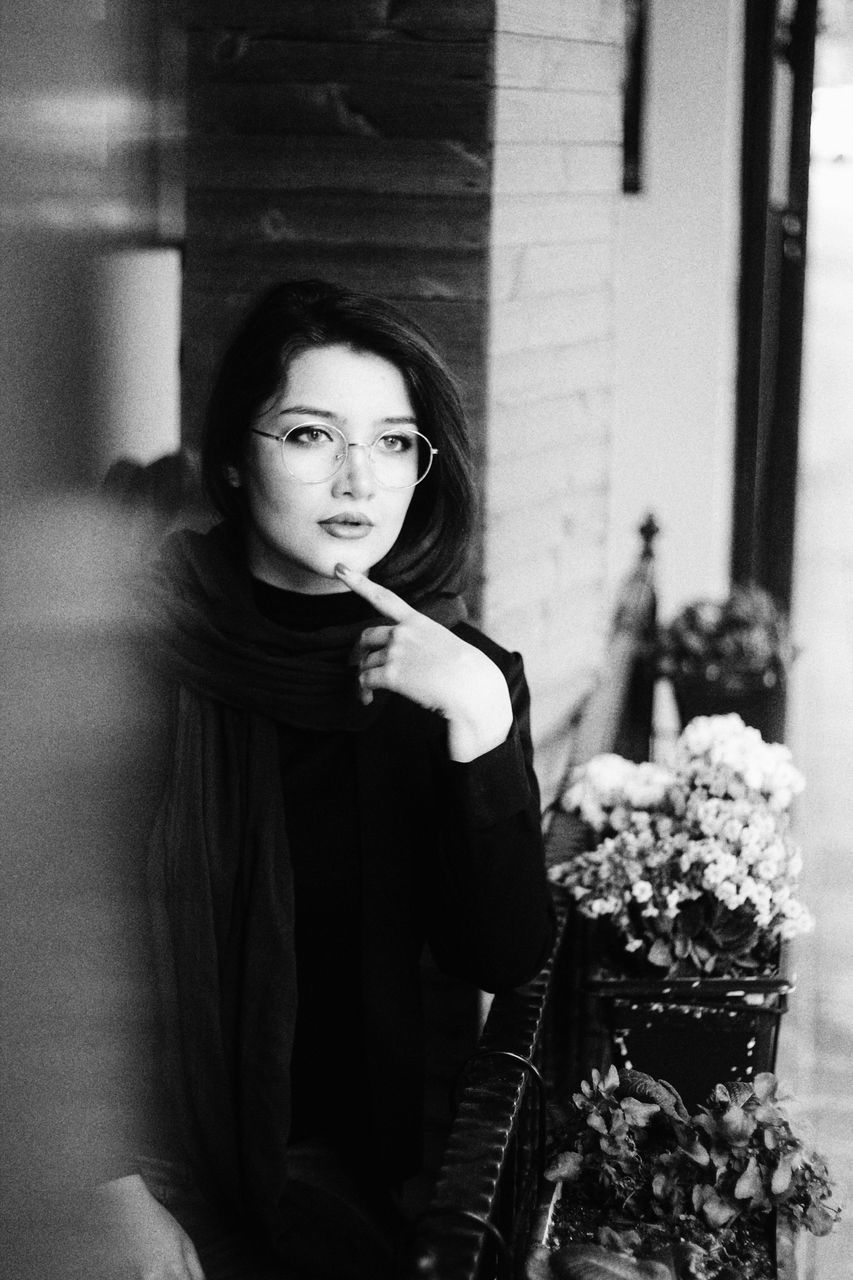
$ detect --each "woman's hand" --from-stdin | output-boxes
[336,563,513,762]
[95,1174,205,1279]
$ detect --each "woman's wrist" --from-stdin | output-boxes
[445,660,513,762]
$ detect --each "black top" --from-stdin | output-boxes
[249,578,554,1180]
[250,581,376,1154]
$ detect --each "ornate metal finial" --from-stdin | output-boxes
[639,512,660,559]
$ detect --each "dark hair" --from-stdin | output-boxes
[201,279,475,599]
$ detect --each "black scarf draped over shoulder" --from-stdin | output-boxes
[141,521,464,1240]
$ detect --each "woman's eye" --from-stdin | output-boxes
[376,432,414,454]
[287,425,335,447]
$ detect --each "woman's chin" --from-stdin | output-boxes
[321,546,385,582]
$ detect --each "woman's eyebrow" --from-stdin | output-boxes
[277,405,418,427]
[278,404,339,419]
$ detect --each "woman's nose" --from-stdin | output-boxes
[333,442,375,498]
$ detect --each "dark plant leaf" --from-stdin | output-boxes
[621,1098,661,1128]
[646,1240,709,1280]
[647,938,673,969]
[547,1242,674,1279]
[617,1070,689,1121]
[725,1081,756,1108]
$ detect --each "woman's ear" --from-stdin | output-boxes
[225,465,241,488]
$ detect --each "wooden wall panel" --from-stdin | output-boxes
[186,137,488,196]
[188,82,490,144]
[185,1,492,38]
[188,191,488,253]
[189,34,486,84]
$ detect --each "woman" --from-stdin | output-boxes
[102,280,554,1279]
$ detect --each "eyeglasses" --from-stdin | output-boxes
[250,422,438,490]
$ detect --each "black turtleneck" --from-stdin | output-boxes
[246,575,554,1184]
[251,578,375,1155]
[251,578,376,632]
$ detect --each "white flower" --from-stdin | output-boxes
[623,761,675,810]
[722,817,745,843]
[562,755,675,831]
[632,879,654,903]
[715,881,739,907]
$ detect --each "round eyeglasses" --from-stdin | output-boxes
[250,423,438,490]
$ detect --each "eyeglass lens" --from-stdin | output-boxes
[279,424,433,489]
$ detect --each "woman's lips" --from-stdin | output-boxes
[318,516,374,539]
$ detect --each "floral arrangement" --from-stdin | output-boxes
[548,715,811,976]
[658,585,792,694]
[539,1067,839,1280]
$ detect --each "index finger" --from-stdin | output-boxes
[334,563,414,622]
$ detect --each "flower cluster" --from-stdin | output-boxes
[545,1068,839,1279]
[549,716,811,975]
[675,713,805,813]
[563,754,674,834]
[658,585,792,692]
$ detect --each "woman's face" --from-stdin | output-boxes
[239,343,418,594]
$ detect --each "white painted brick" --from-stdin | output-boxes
[497,0,624,44]
[494,35,621,92]
[493,33,547,89]
[543,597,610,652]
[485,603,547,658]
[490,289,612,356]
[542,39,623,92]
[490,339,612,401]
[493,144,570,195]
[487,394,601,459]
[481,548,562,616]
[487,440,609,515]
[491,241,613,302]
[484,497,566,566]
[525,650,602,714]
[484,9,620,797]
[516,240,614,297]
[495,88,621,144]
[491,194,616,247]
[493,142,621,195]
[564,144,622,191]
[490,246,525,303]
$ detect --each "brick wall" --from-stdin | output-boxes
[482,0,624,801]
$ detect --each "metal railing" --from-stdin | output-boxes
[406,518,659,1280]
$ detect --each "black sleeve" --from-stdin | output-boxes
[423,629,557,993]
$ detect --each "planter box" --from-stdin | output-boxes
[557,912,793,1113]
[587,972,791,1113]
[524,1181,798,1280]
[669,673,787,744]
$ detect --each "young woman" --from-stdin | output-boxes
[103,280,555,1280]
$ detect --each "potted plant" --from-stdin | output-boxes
[527,1066,839,1280]
[548,715,812,1105]
[657,586,793,743]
